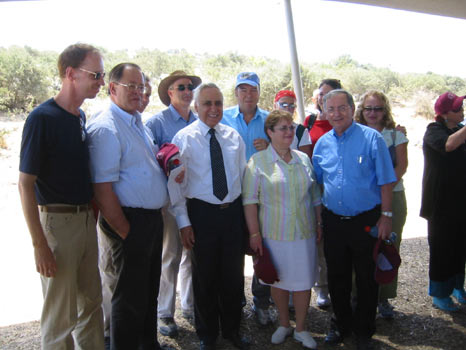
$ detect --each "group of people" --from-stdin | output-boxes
[18,43,465,350]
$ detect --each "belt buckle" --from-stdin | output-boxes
[219,203,230,209]
[340,216,352,220]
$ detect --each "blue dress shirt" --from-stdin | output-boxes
[87,102,168,209]
[145,105,197,147]
[312,122,396,216]
[222,105,269,160]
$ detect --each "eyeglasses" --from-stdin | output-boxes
[79,68,105,81]
[363,106,384,113]
[170,84,195,92]
[275,125,296,132]
[113,82,145,92]
[278,102,296,109]
[327,105,351,115]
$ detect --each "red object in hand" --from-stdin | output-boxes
[364,225,371,232]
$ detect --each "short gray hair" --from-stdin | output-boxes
[194,83,223,103]
[323,89,354,111]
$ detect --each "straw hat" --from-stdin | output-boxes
[158,70,202,106]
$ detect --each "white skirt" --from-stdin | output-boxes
[261,235,318,291]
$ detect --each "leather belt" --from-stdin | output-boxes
[39,204,91,214]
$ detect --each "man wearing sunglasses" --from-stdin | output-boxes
[87,63,170,350]
[19,43,105,349]
[146,70,202,338]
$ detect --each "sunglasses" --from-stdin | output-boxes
[363,106,384,112]
[278,102,296,109]
[171,84,195,92]
[79,68,106,81]
[452,106,464,113]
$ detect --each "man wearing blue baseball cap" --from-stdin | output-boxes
[222,72,271,326]
[222,72,269,161]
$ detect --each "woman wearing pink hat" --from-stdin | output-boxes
[420,92,466,311]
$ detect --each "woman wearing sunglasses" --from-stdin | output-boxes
[243,110,322,349]
[273,90,312,158]
[420,92,466,311]
[355,90,408,318]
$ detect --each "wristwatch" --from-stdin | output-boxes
[381,211,393,217]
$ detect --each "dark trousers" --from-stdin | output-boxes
[428,215,466,297]
[188,197,245,343]
[99,207,163,350]
[251,274,271,309]
[322,206,379,338]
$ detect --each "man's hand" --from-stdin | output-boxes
[395,124,407,136]
[316,225,323,244]
[34,242,57,278]
[376,215,392,240]
[180,226,195,249]
[174,168,185,184]
[253,138,268,152]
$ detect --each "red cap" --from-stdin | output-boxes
[434,92,465,116]
[274,90,296,103]
[373,238,401,285]
[156,143,179,175]
[252,244,280,284]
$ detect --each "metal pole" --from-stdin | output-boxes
[283,0,305,122]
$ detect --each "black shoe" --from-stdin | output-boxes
[199,340,216,350]
[356,337,374,350]
[324,328,344,345]
[225,333,250,350]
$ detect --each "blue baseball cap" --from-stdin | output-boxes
[235,72,260,88]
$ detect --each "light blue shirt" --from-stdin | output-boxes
[312,122,396,216]
[145,105,197,147]
[222,105,269,160]
[87,102,168,209]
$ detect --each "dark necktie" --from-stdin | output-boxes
[209,128,228,200]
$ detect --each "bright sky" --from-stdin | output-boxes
[1,0,466,77]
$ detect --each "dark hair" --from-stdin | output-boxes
[109,62,142,83]
[57,43,100,78]
[319,78,342,90]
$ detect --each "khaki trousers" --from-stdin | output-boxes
[39,206,104,350]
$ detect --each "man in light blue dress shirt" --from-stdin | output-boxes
[312,89,396,350]
[146,70,201,337]
[221,72,271,325]
[87,63,170,350]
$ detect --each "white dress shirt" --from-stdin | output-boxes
[171,119,246,228]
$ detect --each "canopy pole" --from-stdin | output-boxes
[283,0,305,122]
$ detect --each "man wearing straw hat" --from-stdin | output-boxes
[146,70,202,337]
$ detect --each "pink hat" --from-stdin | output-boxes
[373,238,401,285]
[156,143,179,175]
[434,92,465,116]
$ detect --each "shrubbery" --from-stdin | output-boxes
[1,46,465,117]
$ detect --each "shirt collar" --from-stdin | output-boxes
[197,119,221,137]
[168,104,196,122]
[232,105,260,120]
[331,120,356,139]
[265,144,299,164]
[110,102,141,127]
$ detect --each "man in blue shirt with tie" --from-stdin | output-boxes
[312,89,396,350]
[146,70,202,337]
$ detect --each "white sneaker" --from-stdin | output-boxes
[294,330,317,349]
[271,326,293,344]
[316,292,331,308]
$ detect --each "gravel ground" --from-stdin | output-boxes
[1,237,465,350]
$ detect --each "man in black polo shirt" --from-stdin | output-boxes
[18,43,106,349]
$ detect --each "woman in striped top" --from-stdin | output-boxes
[243,110,322,349]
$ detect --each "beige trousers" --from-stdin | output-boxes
[39,206,104,350]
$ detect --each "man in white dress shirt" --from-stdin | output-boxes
[171,83,249,350]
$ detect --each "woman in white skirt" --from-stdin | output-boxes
[243,110,322,349]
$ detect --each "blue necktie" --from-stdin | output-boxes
[209,128,228,200]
